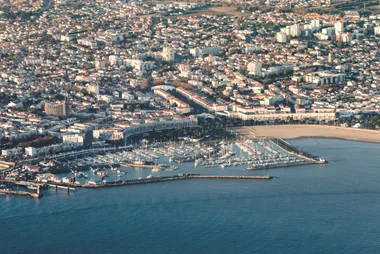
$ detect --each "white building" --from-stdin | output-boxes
[322,27,335,37]
[374,26,380,35]
[304,71,346,85]
[162,47,175,61]
[121,91,134,100]
[339,32,352,43]
[290,24,301,37]
[124,118,198,138]
[87,84,99,94]
[95,58,106,70]
[334,21,344,35]
[63,134,84,145]
[311,19,321,31]
[190,48,202,57]
[276,32,287,43]
[247,61,262,76]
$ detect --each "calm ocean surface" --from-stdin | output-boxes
[1,138,380,254]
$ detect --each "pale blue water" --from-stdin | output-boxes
[1,138,380,254]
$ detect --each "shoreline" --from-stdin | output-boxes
[233,125,380,143]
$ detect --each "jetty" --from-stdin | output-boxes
[269,138,327,164]
[45,174,273,188]
[246,161,315,171]
[0,189,42,199]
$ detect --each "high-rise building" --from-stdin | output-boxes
[45,86,70,116]
[290,24,301,37]
[310,19,321,31]
[44,102,69,116]
[162,47,175,61]
[328,52,334,63]
[334,21,344,35]
[276,32,287,43]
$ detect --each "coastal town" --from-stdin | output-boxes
[0,0,379,196]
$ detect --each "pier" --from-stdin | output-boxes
[47,184,75,193]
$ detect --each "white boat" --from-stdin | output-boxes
[152,167,161,172]
[87,180,97,185]
[147,174,154,179]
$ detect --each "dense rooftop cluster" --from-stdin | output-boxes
[0,0,380,159]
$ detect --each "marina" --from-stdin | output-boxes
[0,138,326,197]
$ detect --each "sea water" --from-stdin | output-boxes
[1,138,380,254]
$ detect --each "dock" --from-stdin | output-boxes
[120,163,161,169]
[173,154,204,163]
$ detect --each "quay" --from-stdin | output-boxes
[46,174,273,188]
[0,189,41,199]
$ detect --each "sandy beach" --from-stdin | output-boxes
[233,125,380,143]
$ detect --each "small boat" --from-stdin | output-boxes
[147,174,154,179]
[168,165,178,171]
